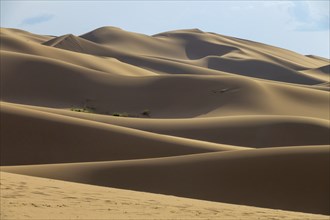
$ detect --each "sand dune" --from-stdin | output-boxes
[3,102,329,148]
[1,102,244,166]
[2,49,329,119]
[1,26,329,219]
[3,27,328,81]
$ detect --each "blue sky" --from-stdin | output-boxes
[1,1,329,58]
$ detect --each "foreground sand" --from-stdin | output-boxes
[1,172,328,220]
[3,145,329,215]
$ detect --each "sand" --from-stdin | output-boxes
[1,172,329,220]
[0,26,329,219]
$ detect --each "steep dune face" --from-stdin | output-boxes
[42,34,87,53]
[1,26,329,218]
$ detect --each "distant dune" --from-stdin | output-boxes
[1,26,329,219]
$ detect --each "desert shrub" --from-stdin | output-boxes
[70,107,95,113]
[141,109,151,117]
[112,112,129,117]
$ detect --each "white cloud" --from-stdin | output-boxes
[21,14,54,26]
[288,1,329,31]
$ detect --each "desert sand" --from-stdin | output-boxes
[1,172,329,220]
[0,26,329,219]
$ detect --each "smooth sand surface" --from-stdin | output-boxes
[1,172,329,220]
[1,26,329,218]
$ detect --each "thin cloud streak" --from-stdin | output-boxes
[21,14,54,25]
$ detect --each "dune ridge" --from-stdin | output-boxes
[0,26,329,218]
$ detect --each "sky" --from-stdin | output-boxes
[1,0,329,58]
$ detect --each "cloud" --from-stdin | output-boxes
[288,1,329,31]
[21,14,54,25]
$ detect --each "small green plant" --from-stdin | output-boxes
[70,98,97,114]
[112,112,129,117]
[70,107,95,113]
[141,109,151,117]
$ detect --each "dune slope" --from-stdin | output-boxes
[3,102,329,148]
[1,102,245,165]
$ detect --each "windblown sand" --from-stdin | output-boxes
[1,172,329,220]
[0,26,329,219]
